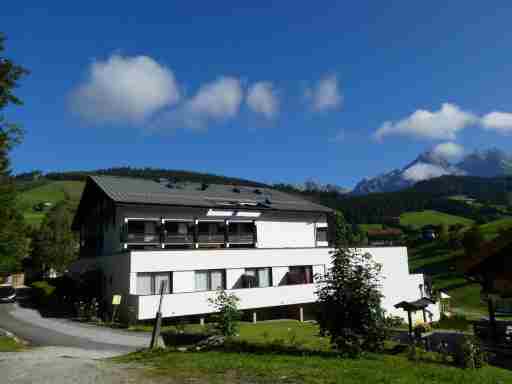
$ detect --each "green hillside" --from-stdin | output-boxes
[18,180,85,226]
[409,217,512,319]
[400,210,474,228]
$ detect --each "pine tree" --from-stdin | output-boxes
[0,33,30,272]
[316,212,387,356]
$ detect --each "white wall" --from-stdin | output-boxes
[256,221,316,248]
[71,246,436,323]
[126,247,436,322]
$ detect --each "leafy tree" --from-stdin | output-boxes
[0,33,30,273]
[461,226,485,259]
[316,217,387,356]
[207,289,241,337]
[30,200,78,275]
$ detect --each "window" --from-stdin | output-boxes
[244,267,272,288]
[136,272,172,295]
[316,227,328,242]
[287,266,313,285]
[194,270,226,291]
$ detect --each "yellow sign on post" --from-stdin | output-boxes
[112,294,122,306]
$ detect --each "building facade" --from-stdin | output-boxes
[71,175,439,322]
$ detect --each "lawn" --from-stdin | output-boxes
[400,210,474,229]
[115,347,512,384]
[131,320,332,351]
[0,336,23,352]
[478,217,512,239]
[17,180,85,227]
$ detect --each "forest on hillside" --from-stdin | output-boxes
[15,167,269,188]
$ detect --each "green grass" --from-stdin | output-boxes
[131,320,331,351]
[114,348,512,384]
[407,217,512,319]
[359,224,383,232]
[478,217,512,239]
[17,180,85,227]
[400,210,474,229]
[0,336,23,352]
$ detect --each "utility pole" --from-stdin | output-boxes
[150,281,166,349]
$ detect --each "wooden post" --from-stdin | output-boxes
[299,307,304,322]
[150,281,166,349]
[488,298,497,341]
[252,311,257,324]
[407,310,413,336]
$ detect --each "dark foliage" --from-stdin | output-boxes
[0,33,30,272]
[44,166,269,188]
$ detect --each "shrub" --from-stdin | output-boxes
[31,281,56,307]
[207,289,241,337]
[384,315,405,329]
[452,335,487,369]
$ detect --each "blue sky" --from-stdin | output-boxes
[3,2,512,188]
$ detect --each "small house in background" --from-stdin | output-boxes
[439,291,452,317]
[0,272,25,288]
[464,230,512,336]
[366,228,403,246]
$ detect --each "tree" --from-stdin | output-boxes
[461,226,485,259]
[316,215,387,356]
[30,200,78,275]
[207,289,241,337]
[0,33,30,273]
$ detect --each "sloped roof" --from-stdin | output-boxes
[88,175,332,213]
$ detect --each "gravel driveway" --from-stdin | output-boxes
[0,347,153,384]
[0,303,169,383]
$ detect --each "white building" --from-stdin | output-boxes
[70,175,439,323]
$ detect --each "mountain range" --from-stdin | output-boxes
[352,148,512,195]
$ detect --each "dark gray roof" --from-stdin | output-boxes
[90,175,332,213]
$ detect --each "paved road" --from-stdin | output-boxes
[0,303,149,352]
[0,302,164,383]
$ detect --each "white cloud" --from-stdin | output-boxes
[246,82,279,119]
[306,74,342,112]
[402,163,450,182]
[431,142,464,161]
[70,54,180,123]
[155,76,243,131]
[481,111,512,134]
[374,103,477,141]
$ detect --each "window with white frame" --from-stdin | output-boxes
[194,270,225,291]
[136,272,172,295]
[316,227,328,242]
[243,267,272,288]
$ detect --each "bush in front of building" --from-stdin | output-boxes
[207,289,241,337]
[31,281,56,307]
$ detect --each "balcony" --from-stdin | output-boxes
[228,233,255,244]
[122,219,257,250]
[197,233,225,243]
[125,232,160,244]
[163,233,194,245]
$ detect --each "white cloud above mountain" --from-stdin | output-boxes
[374,103,477,141]
[402,162,451,182]
[70,54,180,124]
[305,74,343,112]
[431,142,464,161]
